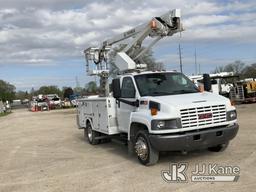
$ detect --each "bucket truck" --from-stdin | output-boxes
[76,9,239,165]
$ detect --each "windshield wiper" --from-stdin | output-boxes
[145,90,198,96]
[148,91,174,96]
[173,90,198,94]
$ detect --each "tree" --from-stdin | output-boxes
[241,63,256,79]
[73,87,84,95]
[213,60,245,74]
[0,80,16,102]
[224,60,245,74]
[85,81,98,93]
[140,48,164,71]
[16,91,29,100]
[35,86,62,97]
[212,60,256,79]
[63,87,74,99]
[213,66,225,73]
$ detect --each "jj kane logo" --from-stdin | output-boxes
[162,162,240,183]
[161,163,188,183]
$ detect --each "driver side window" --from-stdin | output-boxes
[121,77,136,98]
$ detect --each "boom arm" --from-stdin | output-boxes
[103,9,182,48]
[84,9,183,76]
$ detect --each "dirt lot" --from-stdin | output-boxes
[0,104,256,192]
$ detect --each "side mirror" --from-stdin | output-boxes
[203,74,212,92]
[112,79,121,98]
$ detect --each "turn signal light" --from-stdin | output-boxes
[198,85,204,92]
[150,19,157,29]
[151,108,158,116]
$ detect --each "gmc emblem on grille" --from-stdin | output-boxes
[198,113,212,119]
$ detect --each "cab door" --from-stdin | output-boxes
[117,77,137,132]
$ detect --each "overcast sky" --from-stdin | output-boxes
[0,0,255,91]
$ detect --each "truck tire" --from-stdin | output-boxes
[85,123,100,145]
[208,142,229,152]
[135,130,159,166]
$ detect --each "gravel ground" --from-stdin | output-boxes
[0,104,255,192]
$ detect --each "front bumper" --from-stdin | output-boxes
[149,123,239,151]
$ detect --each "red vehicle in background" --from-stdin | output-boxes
[29,94,61,112]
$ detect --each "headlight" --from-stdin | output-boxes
[227,110,237,121]
[151,119,181,130]
[156,120,165,129]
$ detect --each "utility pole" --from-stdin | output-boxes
[75,76,80,87]
[178,44,183,73]
[178,32,183,73]
[194,47,197,75]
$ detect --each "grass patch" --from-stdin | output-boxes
[0,111,12,117]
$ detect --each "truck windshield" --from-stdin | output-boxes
[134,72,199,96]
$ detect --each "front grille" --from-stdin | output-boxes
[180,105,226,128]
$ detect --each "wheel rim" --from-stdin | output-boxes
[87,126,93,142]
[135,136,148,161]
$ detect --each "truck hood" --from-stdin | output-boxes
[147,92,230,108]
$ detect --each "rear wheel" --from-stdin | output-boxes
[85,123,100,145]
[134,130,159,166]
[208,142,229,152]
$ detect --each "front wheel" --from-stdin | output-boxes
[134,130,159,166]
[208,142,229,152]
[84,123,100,145]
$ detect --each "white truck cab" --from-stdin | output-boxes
[76,9,239,165]
[77,71,238,165]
